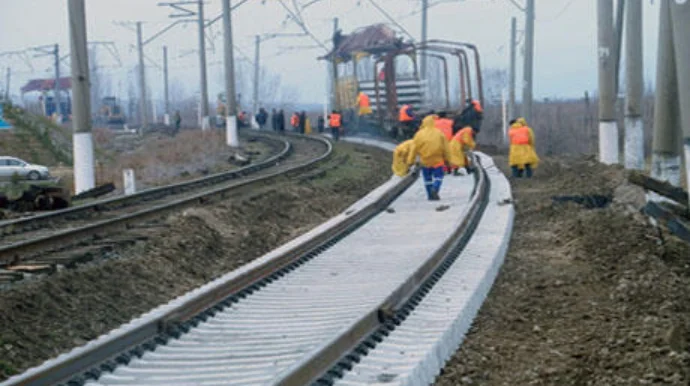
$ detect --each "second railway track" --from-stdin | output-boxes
[0,133,331,279]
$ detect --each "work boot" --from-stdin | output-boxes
[430,189,440,201]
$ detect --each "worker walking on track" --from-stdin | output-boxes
[290,112,300,132]
[508,117,539,178]
[392,139,416,177]
[410,115,458,201]
[451,123,477,175]
[356,91,372,134]
[434,111,454,174]
[398,104,416,139]
[329,110,342,142]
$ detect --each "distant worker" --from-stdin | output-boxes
[392,139,416,177]
[435,111,454,173]
[356,91,372,116]
[299,111,307,134]
[290,112,300,132]
[508,117,539,178]
[271,108,278,131]
[451,122,477,175]
[329,110,342,141]
[256,108,268,130]
[304,114,312,135]
[173,110,181,133]
[434,111,453,140]
[398,104,416,139]
[410,115,456,201]
[277,109,286,132]
[455,98,484,133]
[317,115,325,133]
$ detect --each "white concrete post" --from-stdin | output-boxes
[123,168,136,196]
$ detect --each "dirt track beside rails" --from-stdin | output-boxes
[437,155,690,385]
[0,141,391,380]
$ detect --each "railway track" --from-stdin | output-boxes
[1,137,513,386]
[0,133,331,282]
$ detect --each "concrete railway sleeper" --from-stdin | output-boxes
[1,139,503,386]
[0,134,331,273]
[0,131,290,239]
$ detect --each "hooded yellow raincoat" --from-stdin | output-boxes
[449,126,476,168]
[392,140,416,176]
[508,120,539,167]
[410,115,462,168]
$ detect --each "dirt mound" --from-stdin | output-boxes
[437,156,690,385]
[0,142,391,380]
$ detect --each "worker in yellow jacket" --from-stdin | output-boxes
[392,140,416,177]
[450,124,476,175]
[410,115,460,200]
[508,117,539,178]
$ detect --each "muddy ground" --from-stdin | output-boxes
[437,155,690,385]
[0,141,391,379]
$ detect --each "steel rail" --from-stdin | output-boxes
[0,132,289,238]
[1,151,417,386]
[277,155,490,386]
[0,134,328,266]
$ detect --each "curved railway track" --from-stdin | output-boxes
[0,133,331,279]
[1,142,500,386]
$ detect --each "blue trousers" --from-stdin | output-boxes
[422,166,444,198]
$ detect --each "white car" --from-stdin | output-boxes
[0,156,51,180]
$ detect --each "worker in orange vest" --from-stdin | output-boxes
[329,110,342,141]
[435,111,454,173]
[398,104,416,139]
[290,112,300,132]
[508,117,539,178]
[357,92,372,116]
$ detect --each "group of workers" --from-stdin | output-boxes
[393,99,539,201]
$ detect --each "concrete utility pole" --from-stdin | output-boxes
[508,16,517,121]
[331,17,339,110]
[197,0,210,130]
[650,0,681,191]
[54,44,62,119]
[624,0,644,170]
[163,46,170,126]
[420,0,428,80]
[253,35,260,118]
[4,67,10,101]
[521,0,534,123]
[669,0,690,205]
[597,0,619,164]
[68,0,95,194]
[613,0,625,95]
[222,0,239,146]
[136,22,148,129]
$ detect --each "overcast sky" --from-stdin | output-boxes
[0,0,661,107]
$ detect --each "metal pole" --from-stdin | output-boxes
[54,44,62,119]
[670,0,690,203]
[650,0,680,192]
[163,46,170,125]
[4,67,9,101]
[420,0,428,80]
[198,0,210,130]
[136,22,148,129]
[597,0,619,164]
[253,35,260,118]
[68,0,95,194]
[613,0,625,95]
[332,17,339,110]
[222,0,239,146]
[521,0,534,123]
[509,16,516,121]
[624,0,643,170]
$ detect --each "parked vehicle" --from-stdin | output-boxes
[0,156,51,180]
